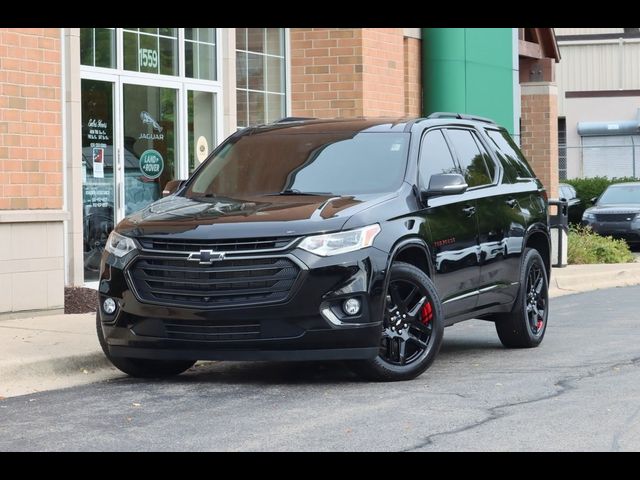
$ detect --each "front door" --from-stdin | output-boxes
[81,79,180,281]
[418,129,481,318]
[122,83,177,216]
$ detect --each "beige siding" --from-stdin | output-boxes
[555,28,624,36]
[556,39,640,114]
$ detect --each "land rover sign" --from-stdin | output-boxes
[139,149,164,179]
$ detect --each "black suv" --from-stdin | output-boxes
[97,114,551,382]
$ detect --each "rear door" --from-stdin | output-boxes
[418,129,481,318]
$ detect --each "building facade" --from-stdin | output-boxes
[556,28,640,179]
[0,27,559,315]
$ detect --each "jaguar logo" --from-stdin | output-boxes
[187,250,226,265]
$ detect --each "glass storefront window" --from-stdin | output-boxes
[122,28,178,76]
[81,79,115,280]
[188,91,216,173]
[122,84,176,216]
[185,28,217,81]
[236,28,286,127]
[80,28,116,68]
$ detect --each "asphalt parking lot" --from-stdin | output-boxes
[1,285,639,452]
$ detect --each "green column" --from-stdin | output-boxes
[422,28,516,134]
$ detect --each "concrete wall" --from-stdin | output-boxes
[0,212,67,315]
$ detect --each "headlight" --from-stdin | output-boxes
[582,211,596,222]
[105,231,137,258]
[298,224,381,256]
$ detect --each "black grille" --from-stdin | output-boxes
[137,236,297,252]
[163,319,260,342]
[595,213,637,222]
[129,256,300,308]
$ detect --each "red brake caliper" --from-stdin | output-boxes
[420,302,433,325]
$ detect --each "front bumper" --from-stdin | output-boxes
[97,247,389,362]
[583,221,640,243]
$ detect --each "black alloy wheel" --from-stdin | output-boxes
[351,262,444,382]
[494,248,549,348]
[381,278,435,366]
[525,261,546,336]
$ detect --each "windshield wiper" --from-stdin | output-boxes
[266,189,333,196]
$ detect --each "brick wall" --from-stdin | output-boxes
[0,28,63,210]
[521,82,559,199]
[361,28,405,116]
[290,28,364,118]
[291,28,417,119]
[404,37,422,117]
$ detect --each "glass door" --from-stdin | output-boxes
[122,83,178,216]
[81,78,116,280]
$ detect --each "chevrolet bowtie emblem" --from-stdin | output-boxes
[187,249,226,265]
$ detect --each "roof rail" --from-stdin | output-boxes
[274,116,317,123]
[427,112,496,125]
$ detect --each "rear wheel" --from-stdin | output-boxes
[494,248,549,348]
[351,262,444,382]
[96,313,196,378]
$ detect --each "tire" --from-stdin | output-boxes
[351,262,444,382]
[96,313,196,378]
[494,248,549,348]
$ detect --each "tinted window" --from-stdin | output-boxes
[598,185,640,205]
[418,130,458,187]
[486,129,535,182]
[446,129,492,187]
[472,133,496,182]
[187,132,409,197]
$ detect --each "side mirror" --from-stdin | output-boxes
[421,173,468,200]
[590,196,598,205]
[163,179,185,197]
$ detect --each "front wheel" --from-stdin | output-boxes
[96,313,196,378]
[494,248,549,348]
[351,262,444,382]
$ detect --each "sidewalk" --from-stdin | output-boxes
[2,261,640,398]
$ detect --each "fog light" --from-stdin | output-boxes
[342,298,361,316]
[103,298,117,315]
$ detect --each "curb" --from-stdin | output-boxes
[550,263,640,297]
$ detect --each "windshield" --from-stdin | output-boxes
[185,131,409,197]
[598,185,640,205]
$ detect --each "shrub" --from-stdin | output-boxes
[567,225,635,264]
[564,176,639,221]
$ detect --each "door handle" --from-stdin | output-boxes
[462,205,476,217]
[505,198,517,208]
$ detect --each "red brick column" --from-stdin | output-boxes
[404,37,422,117]
[290,28,413,119]
[520,82,559,199]
[0,28,63,210]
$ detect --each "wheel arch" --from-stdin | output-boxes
[383,238,435,295]
[524,225,551,279]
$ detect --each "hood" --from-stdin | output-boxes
[586,204,640,214]
[117,192,398,239]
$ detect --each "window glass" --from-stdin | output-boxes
[447,129,492,187]
[419,130,458,187]
[486,128,535,182]
[471,133,496,182]
[122,28,178,76]
[236,28,286,127]
[184,28,217,81]
[79,28,116,68]
[187,132,409,197]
